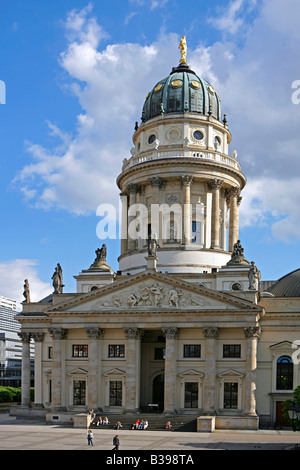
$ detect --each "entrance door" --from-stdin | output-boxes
[152,374,164,412]
[276,401,290,428]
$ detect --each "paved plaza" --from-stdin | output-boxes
[0,414,299,452]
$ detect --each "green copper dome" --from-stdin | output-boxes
[142,63,222,123]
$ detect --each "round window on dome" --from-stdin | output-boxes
[148,134,156,144]
[193,130,204,141]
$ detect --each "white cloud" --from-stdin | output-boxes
[14,1,300,243]
[209,0,257,35]
[0,259,52,309]
[14,6,181,215]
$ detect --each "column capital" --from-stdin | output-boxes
[48,327,68,340]
[162,327,179,339]
[31,332,44,342]
[207,178,223,191]
[18,332,31,343]
[230,186,240,198]
[126,183,141,194]
[148,176,165,188]
[203,327,219,339]
[244,326,261,339]
[181,175,193,187]
[85,327,104,339]
[123,327,142,339]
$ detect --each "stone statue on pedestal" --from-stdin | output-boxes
[52,263,64,294]
[248,261,261,291]
[23,279,31,303]
[148,236,158,257]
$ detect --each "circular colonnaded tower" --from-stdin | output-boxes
[117,37,246,275]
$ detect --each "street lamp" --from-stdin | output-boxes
[287,403,300,430]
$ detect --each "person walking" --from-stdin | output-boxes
[87,429,94,446]
[112,434,120,451]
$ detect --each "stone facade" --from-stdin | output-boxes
[15,49,300,431]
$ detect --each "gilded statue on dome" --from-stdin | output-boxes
[179,36,187,64]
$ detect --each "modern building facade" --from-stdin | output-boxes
[15,39,300,430]
[0,295,34,387]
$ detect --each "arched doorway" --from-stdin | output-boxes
[152,373,164,412]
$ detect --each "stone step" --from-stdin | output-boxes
[90,414,197,432]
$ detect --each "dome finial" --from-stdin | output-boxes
[178,36,187,64]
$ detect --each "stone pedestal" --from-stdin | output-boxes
[197,416,216,432]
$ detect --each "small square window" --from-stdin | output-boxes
[109,345,125,358]
[223,345,241,358]
[72,345,88,357]
[184,345,201,358]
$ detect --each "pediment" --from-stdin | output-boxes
[46,271,260,313]
[217,369,244,378]
[270,341,293,350]
[66,368,88,376]
[104,368,126,377]
[178,369,204,378]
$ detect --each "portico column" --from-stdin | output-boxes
[127,183,140,251]
[244,326,260,416]
[18,332,31,407]
[123,327,142,412]
[162,327,178,414]
[228,187,241,252]
[208,179,223,249]
[181,176,193,245]
[31,332,44,407]
[85,328,104,410]
[203,327,219,414]
[48,328,67,410]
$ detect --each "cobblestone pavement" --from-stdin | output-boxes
[0,414,300,453]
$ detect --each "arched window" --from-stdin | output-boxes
[276,356,293,390]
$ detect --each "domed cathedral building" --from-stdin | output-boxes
[15,38,300,431]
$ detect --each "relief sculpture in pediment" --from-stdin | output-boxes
[96,281,211,309]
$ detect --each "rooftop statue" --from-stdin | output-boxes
[52,263,64,294]
[179,36,187,64]
[23,279,31,303]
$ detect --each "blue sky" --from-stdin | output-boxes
[1,0,300,307]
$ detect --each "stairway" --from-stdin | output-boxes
[90,414,197,432]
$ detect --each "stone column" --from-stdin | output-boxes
[181,176,193,245]
[123,327,141,412]
[203,327,219,414]
[149,177,165,242]
[127,183,140,251]
[85,328,104,410]
[31,332,44,407]
[18,332,31,407]
[228,187,241,252]
[244,326,260,416]
[208,179,223,249]
[48,328,67,410]
[162,327,178,414]
[119,193,128,255]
